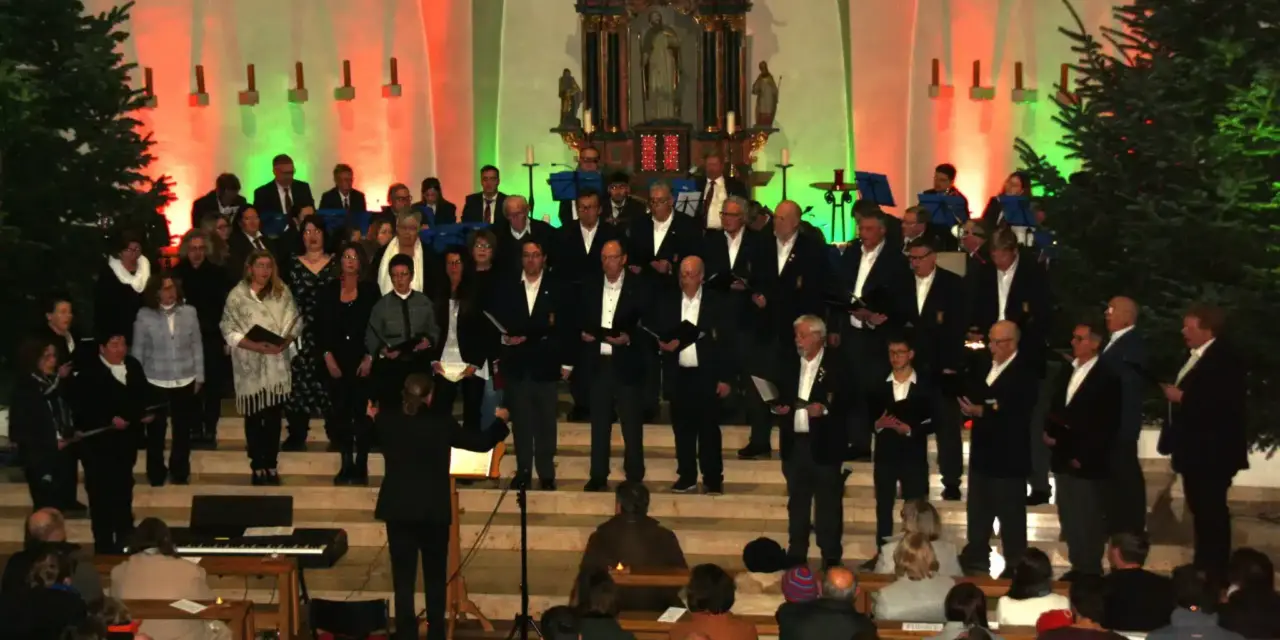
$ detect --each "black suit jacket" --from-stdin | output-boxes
[693,175,749,227]
[907,267,966,375]
[1046,359,1122,477]
[1161,340,1248,476]
[92,262,144,345]
[555,222,619,285]
[252,180,315,219]
[702,228,768,331]
[318,187,367,213]
[489,272,565,382]
[373,406,508,524]
[190,189,246,229]
[775,349,851,466]
[75,355,147,455]
[226,231,277,279]
[414,199,457,227]
[627,214,702,290]
[1099,329,1148,442]
[603,197,646,231]
[653,287,732,388]
[494,221,557,276]
[1103,568,1175,632]
[429,287,487,370]
[776,598,876,640]
[867,375,936,465]
[457,192,507,225]
[967,254,1052,375]
[835,242,913,333]
[566,273,651,385]
[967,354,1040,478]
[757,233,830,342]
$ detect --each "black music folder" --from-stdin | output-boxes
[245,325,289,347]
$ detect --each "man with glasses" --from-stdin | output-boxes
[906,237,967,500]
[605,171,645,229]
[190,173,247,230]
[559,147,604,226]
[495,195,554,275]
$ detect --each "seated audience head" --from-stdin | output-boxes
[1105,296,1139,333]
[1006,548,1054,599]
[333,163,354,191]
[420,177,443,204]
[989,227,1020,271]
[781,566,820,604]
[741,537,788,574]
[856,211,887,249]
[821,566,858,602]
[520,238,547,276]
[27,549,73,588]
[685,564,735,615]
[647,182,672,221]
[773,200,801,240]
[1227,548,1274,594]
[271,154,296,186]
[540,605,579,640]
[615,481,649,517]
[793,315,827,358]
[402,372,434,416]
[576,568,619,618]
[933,164,957,191]
[943,582,989,628]
[25,508,67,546]
[128,517,177,556]
[480,165,501,195]
[1106,532,1150,570]
[90,597,132,627]
[1171,564,1221,615]
[467,229,496,268]
[894,532,939,581]
[902,499,941,541]
[1183,303,1224,349]
[504,195,530,230]
[1067,574,1110,627]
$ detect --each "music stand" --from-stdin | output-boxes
[998,196,1035,227]
[917,193,969,227]
[854,172,896,207]
[443,442,507,639]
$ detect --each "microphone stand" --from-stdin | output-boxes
[504,479,541,640]
[522,162,540,212]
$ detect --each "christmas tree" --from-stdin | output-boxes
[1017,0,1280,447]
[0,1,172,374]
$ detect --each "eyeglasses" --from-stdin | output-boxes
[473,242,492,250]
[650,197,672,205]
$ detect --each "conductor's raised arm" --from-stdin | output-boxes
[448,408,512,452]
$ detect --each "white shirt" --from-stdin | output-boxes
[888,370,917,402]
[100,355,127,386]
[703,177,728,229]
[569,201,578,221]
[394,289,412,300]
[652,214,673,256]
[850,241,885,329]
[523,271,543,315]
[510,223,529,240]
[1066,356,1097,405]
[339,191,351,209]
[580,222,599,254]
[599,274,624,356]
[678,288,702,368]
[441,300,464,366]
[1176,338,1215,385]
[725,229,744,269]
[996,257,1019,321]
[244,231,266,250]
[1104,324,1135,353]
[986,351,1018,386]
[915,269,936,315]
[611,199,627,220]
[776,234,796,276]
[794,348,825,434]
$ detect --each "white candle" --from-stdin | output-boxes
[726,111,736,135]
[583,109,594,134]
[525,145,535,165]
[781,148,791,166]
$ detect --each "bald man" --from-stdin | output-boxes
[958,320,1039,577]
[1101,296,1149,535]
[564,240,652,491]
[0,508,103,600]
[776,565,875,639]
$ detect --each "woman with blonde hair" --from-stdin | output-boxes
[875,499,963,576]
[220,249,298,485]
[872,532,954,622]
[196,213,231,266]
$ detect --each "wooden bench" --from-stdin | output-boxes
[96,555,300,639]
[617,612,1036,640]
[119,600,255,640]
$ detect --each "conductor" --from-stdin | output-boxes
[368,373,510,640]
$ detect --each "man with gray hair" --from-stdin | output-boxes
[495,195,555,275]
[776,565,875,639]
[0,508,103,600]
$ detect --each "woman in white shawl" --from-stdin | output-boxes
[220,249,299,486]
[93,230,152,346]
[374,198,429,295]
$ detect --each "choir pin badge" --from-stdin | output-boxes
[548,312,555,326]
[796,275,803,289]
[1022,301,1030,314]
[816,367,825,383]
[937,311,945,324]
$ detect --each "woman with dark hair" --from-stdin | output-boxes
[93,230,150,345]
[670,564,758,640]
[132,272,203,486]
[176,228,234,447]
[997,547,1069,626]
[317,242,381,484]
[34,294,89,513]
[416,177,457,226]
[8,338,77,509]
[366,253,440,408]
[466,229,503,429]
[369,373,509,640]
[226,206,273,278]
[281,217,338,449]
[573,568,632,640]
[929,583,997,640]
[429,247,486,430]
[110,518,229,640]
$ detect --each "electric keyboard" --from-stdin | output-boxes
[168,527,348,569]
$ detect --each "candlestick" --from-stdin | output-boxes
[389,57,399,85]
[195,65,206,94]
[295,61,305,90]
[525,145,535,165]
[972,60,980,88]
[144,67,154,95]
[781,148,790,166]
[1059,63,1069,91]
[931,59,940,86]
[247,64,257,92]
[726,111,736,135]
[834,169,845,190]
[1015,62,1024,90]
[342,60,352,87]
[584,108,594,134]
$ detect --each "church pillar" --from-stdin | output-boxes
[698,18,719,131]
[582,22,602,131]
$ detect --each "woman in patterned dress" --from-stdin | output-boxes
[282,217,338,449]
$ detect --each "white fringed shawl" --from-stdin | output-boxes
[219,281,300,415]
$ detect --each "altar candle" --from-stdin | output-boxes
[931,59,940,86]
[390,57,399,85]
[525,145,535,165]
[726,111,736,135]
[781,148,790,166]
[342,60,352,87]
[144,67,154,95]
[1015,62,1024,90]
[972,60,981,88]
[195,65,206,94]
[1059,63,1069,91]
[295,61,305,90]
[584,109,594,134]
[247,64,256,92]
[834,169,845,189]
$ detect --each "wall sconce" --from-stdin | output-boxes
[1011,62,1037,103]
[141,67,157,108]
[382,57,402,98]
[334,60,355,101]
[927,59,953,99]
[288,61,309,103]
[238,64,259,106]
[1056,64,1078,104]
[969,61,995,101]
[188,65,209,107]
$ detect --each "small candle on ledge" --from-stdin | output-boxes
[1059,63,1069,91]
[295,61,306,90]
[615,562,627,573]
[195,65,206,94]
[247,64,257,92]
[1014,62,1024,90]
[525,145,535,165]
[834,168,845,189]
[215,597,224,606]
[583,109,594,134]
[389,57,400,85]
[144,67,154,96]
[930,58,940,86]
[972,60,981,88]
[781,148,790,166]
[726,111,736,135]
[342,60,352,87]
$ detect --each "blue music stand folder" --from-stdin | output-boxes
[549,171,604,201]
[854,172,896,207]
[671,178,697,194]
[918,194,970,225]
[998,196,1035,227]
[260,211,288,237]
[315,209,372,234]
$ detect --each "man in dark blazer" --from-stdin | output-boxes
[565,240,651,491]
[959,320,1040,577]
[456,165,507,225]
[739,200,830,460]
[776,566,875,640]
[905,237,967,500]
[318,163,367,213]
[488,237,563,490]
[1100,296,1149,535]
[604,171,646,231]
[414,177,457,227]
[1159,304,1247,580]
[921,163,968,252]
[494,195,556,276]
[556,189,619,421]
[657,257,732,495]
[557,146,603,227]
[835,212,912,459]
[694,151,749,230]
[772,315,850,567]
[189,173,247,229]
[1045,321,1122,578]
[252,153,315,224]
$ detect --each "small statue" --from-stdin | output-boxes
[641,11,681,121]
[559,68,582,128]
[752,61,779,127]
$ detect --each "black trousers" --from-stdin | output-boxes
[25,451,74,511]
[781,437,844,562]
[670,366,723,484]
[1182,469,1234,579]
[585,357,645,483]
[82,435,136,554]
[961,471,1028,573]
[431,373,484,431]
[873,445,929,544]
[932,390,965,489]
[506,376,558,482]
[54,442,81,509]
[326,360,373,465]
[197,331,229,440]
[145,382,198,484]
[1105,438,1147,534]
[245,405,284,470]
[745,334,781,450]
[840,327,887,455]
[1028,361,1063,494]
[1055,472,1108,575]
[385,519,450,640]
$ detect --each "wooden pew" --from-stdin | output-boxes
[95,555,299,639]
[119,600,255,640]
[617,612,1036,640]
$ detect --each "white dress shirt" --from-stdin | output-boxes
[986,352,1018,386]
[101,355,127,385]
[889,370,917,402]
[1066,356,1097,405]
[339,191,351,209]
[580,222,598,254]
[776,235,796,276]
[915,269,936,315]
[850,241,884,329]
[244,231,267,251]
[1104,324,1135,353]
[599,274,624,356]
[703,177,727,229]
[510,223,529,240]
[1176,338,1215,385]
[794,349,825,433]
[725,229,744,269]
[523,271,542,315]
[652,214,673,256]
[996,257,1020,321]
[569,200,578,221]
[678,288,702,368]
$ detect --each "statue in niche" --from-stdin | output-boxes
[752,61,779,127]
[559,68,583,128]
[640,11,681,121]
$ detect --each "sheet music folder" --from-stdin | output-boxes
[245,325,289,347]
[450,442,506,479]
[918,193,970,225]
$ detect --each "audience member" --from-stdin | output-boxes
[577,482,687,611]
[1219,548,1280,639]
[735,537,791,595]
[1037,575,1126,640]
[108,518,231,640]
[780,566,820,604]
[0,508,102,601]
[541,605,581,640]
[1102,532,1174,631]
[872,533,952,622]
[669,564,757,640]
[0,549,89,639]
[875,499,963,577]
[776,566,875,640]
[574,568,635,640]
[930,583,999,640]
[1147,565,1246,640]
[996,548,1069,626]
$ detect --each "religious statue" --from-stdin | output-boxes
[752,61,779,127]
[640,11,681,121]
[559,68,583,128]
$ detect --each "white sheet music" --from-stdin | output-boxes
[439,362,468,383]
[657,607,688,623]
[750,376,779,402]
[451,447,498,477]
[243,526,294,537]
[169,599,208,614]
